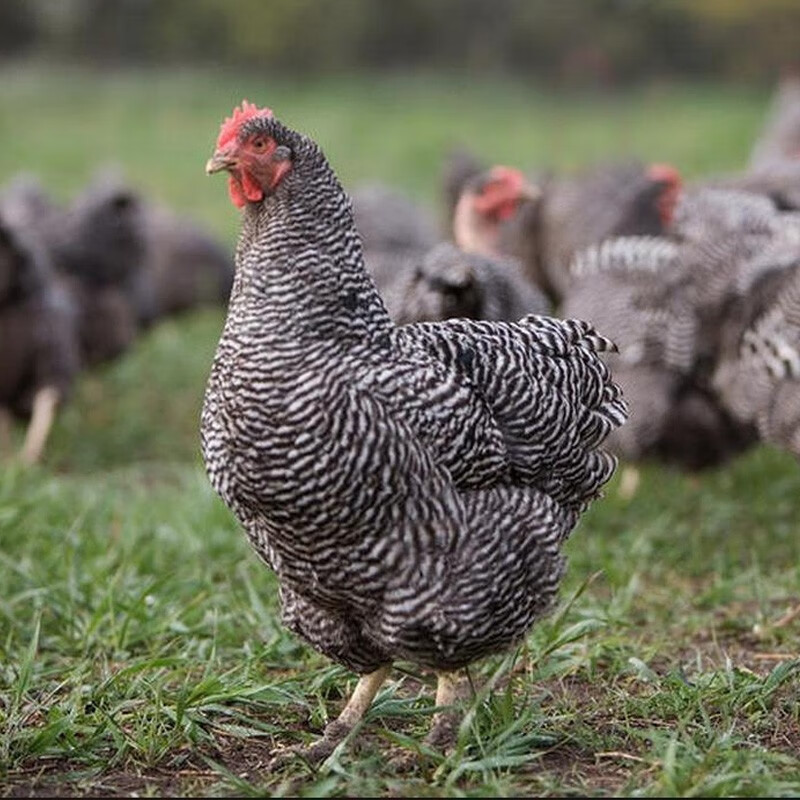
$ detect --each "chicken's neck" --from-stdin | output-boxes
[229,179,392,345]
[452,195,500,259]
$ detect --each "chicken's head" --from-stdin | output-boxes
[453,166,540,257]
[646,163,682,228]
[470,166,540,222]
[206,101,293,209]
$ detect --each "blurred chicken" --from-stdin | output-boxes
[7,171,145,367]
[712,217,800,457]
[440,149,681,307]
[385,166,548,323]
[132,204,234,326]
[563,186,800,481]
[0,193,79,464]
[386,243,549,325]
[749,73,800,171]
[563,236,755,473]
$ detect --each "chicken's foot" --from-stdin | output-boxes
[269,664,391,770]
[425,670,463,753]
[20,386,60,466]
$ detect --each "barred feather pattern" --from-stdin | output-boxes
[384,242,550,325]
[201,114,627,674]
[561,235,749,465]
[714,262,800,456]
[672,189,779,257]
[565,237,696,373]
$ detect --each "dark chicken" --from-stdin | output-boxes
[0,197,79,464]
[8,171,145,367]
[200,101,627,761]
[132,204,235,326]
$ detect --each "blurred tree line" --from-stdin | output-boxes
[3,0,799,85]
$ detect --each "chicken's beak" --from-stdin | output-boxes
[205,152,236,175]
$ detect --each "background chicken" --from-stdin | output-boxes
[384,166,549,324]
[132,202,235,327]
[712,218,800,457]
[0,194,79,464]
[563,236,755,480]
[562,184,800,488]
[441,150,682,307]
[200,102,627,762]
[6,171,146,367]
[351,182,438,291]
[749,72,800,171]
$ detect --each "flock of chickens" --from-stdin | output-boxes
[355,78,800,483]
[2,77,800,762]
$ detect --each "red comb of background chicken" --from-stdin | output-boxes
[646,162,682,188]
[488,165,526,188]
[647,163,682,226]
[216,100,273,150]
[473,165,535,221]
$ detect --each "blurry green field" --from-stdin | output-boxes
[1,65,799,798]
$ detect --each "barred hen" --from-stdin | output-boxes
[712,218,800,457]
[563,237,754,473]
[539,161,681,306]
[563,188,800,479]
[386,242,549,325]
[200,101,627,761]
[0,196,79,464]
[440,150,681,307]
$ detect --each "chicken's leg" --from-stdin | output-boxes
[269,665,391,769]
[20,386,60,466]
[0,406,12,456]
[425,670,464,753]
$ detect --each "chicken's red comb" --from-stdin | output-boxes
[216,100,274,149]
[647,162,682,188]
[489,165,526,185]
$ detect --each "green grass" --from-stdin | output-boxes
[1,64,799,797]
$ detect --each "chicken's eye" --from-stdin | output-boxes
[252,138,266,150]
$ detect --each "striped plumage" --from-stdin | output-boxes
[365,166,548,326]
[713,235,800,457]
[439,151,679,307]
[563,234,755,469]
[200,105,626,754]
